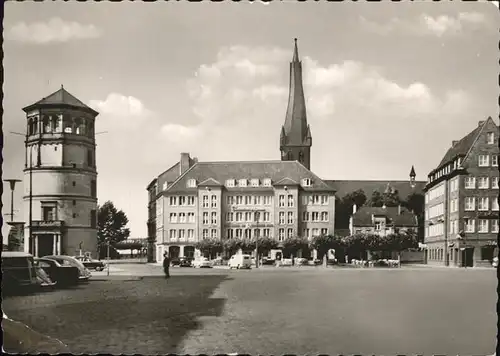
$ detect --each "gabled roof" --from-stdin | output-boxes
[199,178,223,187]
[325,180,426,200]
[274,177,299,186]
[352,206,417,228]
[434,117,498,172]
[165,160,334,194]
[23,86,99,115]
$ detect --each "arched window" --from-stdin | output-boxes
[87,121,94,138]
[42,115,51,133]
[27,118,33,136]
[51,115,59,132]
[74,118,83,134]
[78,118,87,135]
[32,117,39,135]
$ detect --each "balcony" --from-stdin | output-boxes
[31,220,64,229]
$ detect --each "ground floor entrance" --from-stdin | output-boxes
[156,244,196,262]
[34,233,62,257]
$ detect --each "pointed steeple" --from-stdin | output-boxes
[280,38,312,170]
[409,165,416,178]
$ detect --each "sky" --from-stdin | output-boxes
[3,1,499,239]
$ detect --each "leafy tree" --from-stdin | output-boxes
[281,237,309,258]
[195,238,223,258]
[367,190,384,207]
[403,193,425,215]
[335,189,368,229]
[97,201,130,248]
[343,233,380,259]
[7,224,23,251]
[310,234,345,257]
[223,238,242,257]
[256,237,279,254]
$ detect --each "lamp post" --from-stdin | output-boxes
[4,179,22,221]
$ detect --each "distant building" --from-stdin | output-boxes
[349,205,418,236]
[22,86,99,258]
[423,117,499,267]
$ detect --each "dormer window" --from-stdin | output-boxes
[263,178,272,187]
[238,179,247,187]
[226,179,236,188]
[162,182,168,191]
[301,178,312,187]
[487,132,495,144]
[251,179,259,187]
[186,179,197,188]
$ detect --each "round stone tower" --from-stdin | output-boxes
[22,86,99,258]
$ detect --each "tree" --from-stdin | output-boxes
[223,238,242,257]
[97,201,130,248]
[256,237,279,255]
[281,237,309,258]
[195,238,223,258]
[310,234,345,258]
[335,189,368,230]
[367,190,384,207]
[403,193,425,242]
[367,189,400,207]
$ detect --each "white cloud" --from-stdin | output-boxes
[89,93,152,118]
[5,17,101,44]
[175,44,471,165]
[361,12,487,37]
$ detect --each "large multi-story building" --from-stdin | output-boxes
[423,117,499,267]
[151,156,335,262]
[22,86,99,258]
[147,39,423,261]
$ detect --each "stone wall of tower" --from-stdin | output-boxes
[23,104,98,258]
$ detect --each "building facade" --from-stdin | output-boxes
[349,205,418,237]
[22,86,99,258]
[153,157,335,262]
[423,118,499,267]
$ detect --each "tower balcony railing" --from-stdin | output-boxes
[31,220,64,228]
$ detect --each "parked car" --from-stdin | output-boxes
[193,257,213,268]
[1,251,39,295]
[34,265,56,289]
[35,258,80,287]
[43,255,92,282]
[261,257,275,265]
[170,258,182,267]
[179,257,193,267]
[74,256,106,271]
[228,254,252,269]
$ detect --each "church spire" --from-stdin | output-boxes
[280,38,312,170]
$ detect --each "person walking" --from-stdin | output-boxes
[163,252,170,279]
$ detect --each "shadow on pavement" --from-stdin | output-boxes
[3,274,231,354]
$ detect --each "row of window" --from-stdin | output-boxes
[464,196,499,211]
[427,203,444,219]
[169,212,196,224]
[169,196,196,206]
[169,227,330,241]
[27,115,95,137]
[302,211,329,222]
[302,228,329,238]
[227,195,273,206]
[169,229,196,240]
[427,184,445,201]
[426,219,499,237]
[227,228,272,239]
[464,176,499,189]
[428,153,498,184]
[227,211,271,223]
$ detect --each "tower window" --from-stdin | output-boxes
[87,149,93,167]
[91,180,97,198]
[73,213,77,218]
[72,181,76,186]
[54,146,58,151]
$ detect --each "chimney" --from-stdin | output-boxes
[478,120,485,127]
[352,204,357,214]
[452,140,459,147]
[180,152,191,175]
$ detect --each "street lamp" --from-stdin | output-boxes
[4,179,22,222]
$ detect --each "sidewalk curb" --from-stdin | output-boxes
[91,276,144,281]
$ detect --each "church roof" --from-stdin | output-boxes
[352,206,418,227]
[23,86,99,115]
[164,160,335,194]
[325,180,426,200]
[282,38,309,146]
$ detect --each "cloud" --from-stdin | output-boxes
[360,12,487,37]
[89,93,152,118]
[168,44,472,167]
[5,17,102,44]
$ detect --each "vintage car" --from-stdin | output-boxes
[2,251,39,295]
[192,257,213,268]
[74,256,106,271]
[44,255,92,282]
[35,258,80,287]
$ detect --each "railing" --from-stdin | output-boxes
[31,220,64,228]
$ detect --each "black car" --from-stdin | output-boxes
[170,258,181,267]
[261,258,276,265]
[179,257,193,267]
[35,258,80,287]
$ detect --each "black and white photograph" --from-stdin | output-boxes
[1,1,498,355]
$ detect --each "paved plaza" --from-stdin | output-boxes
[2,265,496,355]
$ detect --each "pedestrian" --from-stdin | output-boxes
[163,252,170,279]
